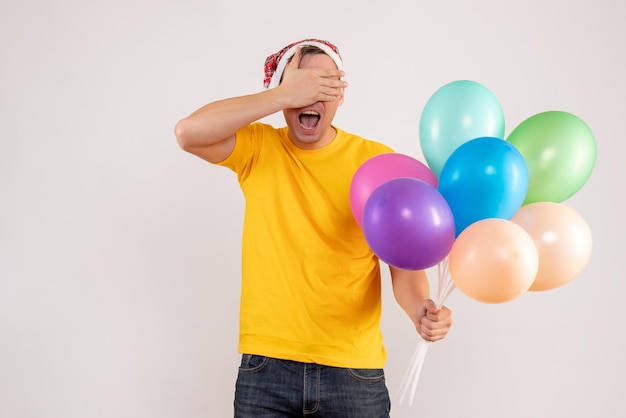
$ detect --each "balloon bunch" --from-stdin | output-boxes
[350,80,596,406]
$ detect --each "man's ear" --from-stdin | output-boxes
[337,87,345,106]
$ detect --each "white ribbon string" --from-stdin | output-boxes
[396,256,455,406]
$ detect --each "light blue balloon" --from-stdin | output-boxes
[438,137,529,237]
[419,80,505,177]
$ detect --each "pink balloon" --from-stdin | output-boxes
[350,153,437,226]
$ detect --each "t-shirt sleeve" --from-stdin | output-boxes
[217,123,265,184]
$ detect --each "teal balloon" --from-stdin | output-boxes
[420,80,505,177]
[506,111,596,204]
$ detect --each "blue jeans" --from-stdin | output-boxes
[234,354,391,417]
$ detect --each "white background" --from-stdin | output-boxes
[1,1,624,417]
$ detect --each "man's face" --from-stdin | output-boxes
[283,53,344,150]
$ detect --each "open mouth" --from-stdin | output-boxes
[299,110,320,130]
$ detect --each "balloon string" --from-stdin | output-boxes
[396,341,421,404]
[397,256,454,406]
[436,256,454,308]
[407,339,431,406]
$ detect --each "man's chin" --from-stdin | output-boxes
[293,126,320,140]
[288,132,322,149]
[288,123,335,149]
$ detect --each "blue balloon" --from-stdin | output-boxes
[438,137,529,236]
[419,80,505,177]
[362,178,456,270]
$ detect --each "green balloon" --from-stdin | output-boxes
[507,111,596,204]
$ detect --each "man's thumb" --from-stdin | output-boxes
[286,47,301,70]
[423,298,438,314]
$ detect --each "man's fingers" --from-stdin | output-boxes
[418,318,451,341]
[415,300,452,342]
[418,302,452,340]
[315,68,346,81]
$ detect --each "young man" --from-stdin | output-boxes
[175,39,452,417]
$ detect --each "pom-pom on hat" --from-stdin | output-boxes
[263,39,343,89]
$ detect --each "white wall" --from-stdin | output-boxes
[1,1,624,417]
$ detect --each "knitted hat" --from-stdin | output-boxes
[263,39,343,89]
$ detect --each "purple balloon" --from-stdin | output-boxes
[350,153,437,227]
[362,178,456,270]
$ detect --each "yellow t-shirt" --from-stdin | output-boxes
[218,122,394,368]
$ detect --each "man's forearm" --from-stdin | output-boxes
[389,266,430,325]
[175,88,286,149]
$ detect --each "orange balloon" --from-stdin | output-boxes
[511,202,592,291]
[449,218,538,303]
